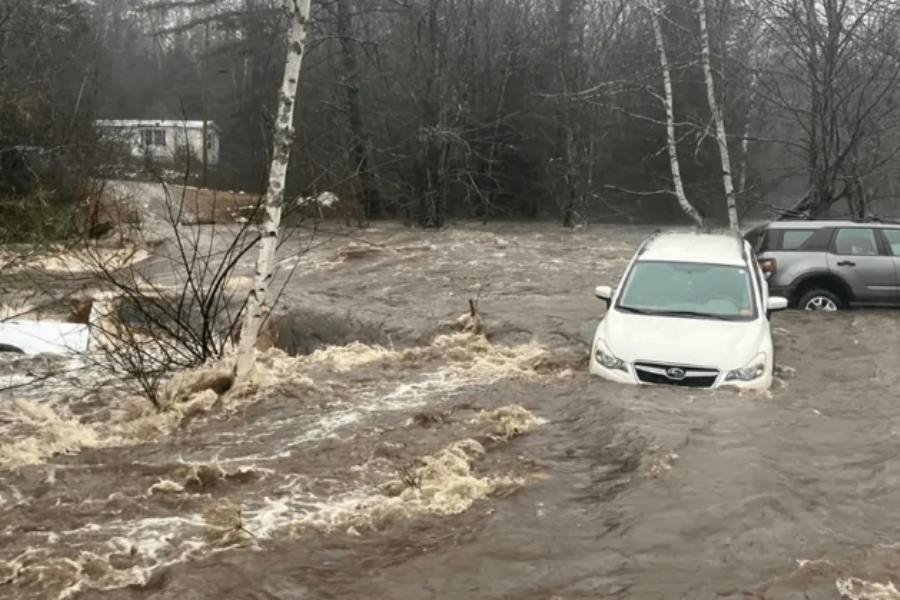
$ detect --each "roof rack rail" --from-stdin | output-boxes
[850,215,900,225]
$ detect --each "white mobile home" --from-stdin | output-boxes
[95,119,221,166]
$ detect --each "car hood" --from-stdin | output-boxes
[598,310,767,370]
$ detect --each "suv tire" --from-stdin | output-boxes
[797,288,843,312]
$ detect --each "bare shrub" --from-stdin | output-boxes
[83,183,263,407]
[202,499,256,546]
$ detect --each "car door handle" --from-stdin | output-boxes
[837,260,856,267]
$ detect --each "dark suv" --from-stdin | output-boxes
[744,221,900,310]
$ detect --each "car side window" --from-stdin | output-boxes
[883,229,900,256]
[833,228,879,256]
[798,227,834,251]
[782,230,815,250]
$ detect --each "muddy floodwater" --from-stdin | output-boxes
[2,223,900,600]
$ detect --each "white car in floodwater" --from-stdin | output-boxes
[590,231,789,391]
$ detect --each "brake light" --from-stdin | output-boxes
[759,258,777,279]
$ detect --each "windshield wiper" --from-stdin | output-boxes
[616,306,655,315]
[618,306,740,320]
[652,310,738,321]
[616,306,741,321]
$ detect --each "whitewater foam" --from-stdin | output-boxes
[837,577,900,600]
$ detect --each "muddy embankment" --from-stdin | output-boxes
[2,223,900,600]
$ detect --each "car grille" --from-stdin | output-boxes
[633,362,719,389]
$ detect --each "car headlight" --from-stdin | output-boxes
[594,339,627,372]
[725,353,767,382]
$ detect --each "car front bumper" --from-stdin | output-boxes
[589,355,771,391]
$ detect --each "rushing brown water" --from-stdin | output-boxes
[2,223,900,600]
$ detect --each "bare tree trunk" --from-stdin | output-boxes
[697,0,737,230]
[649,1,703,227]
[201,21,210,187]
[235,0,311,380]
[561,128,578,228]
[71,71,90,124]
[556,0,581,228]
[804,0,823,217]
[336,0,380,221]
[415,0,448,229]
[484,44,515,221]
[737,72,757,197]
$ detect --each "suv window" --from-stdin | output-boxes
[883,229,900,255]
[798,227,834,251]
[782,229,815,249]
[833,228,879,256]
[759,227,829,252]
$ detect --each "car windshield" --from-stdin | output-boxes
[617,261,756,320]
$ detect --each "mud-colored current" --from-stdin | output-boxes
[2,223,900,600]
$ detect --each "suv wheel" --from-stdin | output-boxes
[797,289,843,312]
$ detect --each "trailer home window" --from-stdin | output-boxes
[141,129,166,147]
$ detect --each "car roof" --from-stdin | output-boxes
[764,220,900,230]
[639,232,747,267]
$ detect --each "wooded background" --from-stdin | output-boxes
[4,0,900,232]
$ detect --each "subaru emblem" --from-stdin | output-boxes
[666,367,686,381]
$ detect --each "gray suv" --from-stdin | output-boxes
[745,220,900,310]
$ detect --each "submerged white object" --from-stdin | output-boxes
[0,320,90,355]
[589,231,789,391]
[296,191,339,209]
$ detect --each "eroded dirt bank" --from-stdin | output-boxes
[2,223,900,600]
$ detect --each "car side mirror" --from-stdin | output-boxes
[595,285,613,307]
[767,297,788,312]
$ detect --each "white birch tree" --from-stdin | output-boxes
[697,0,738,230]
[235,0,312,379]
[648,0,704,227]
